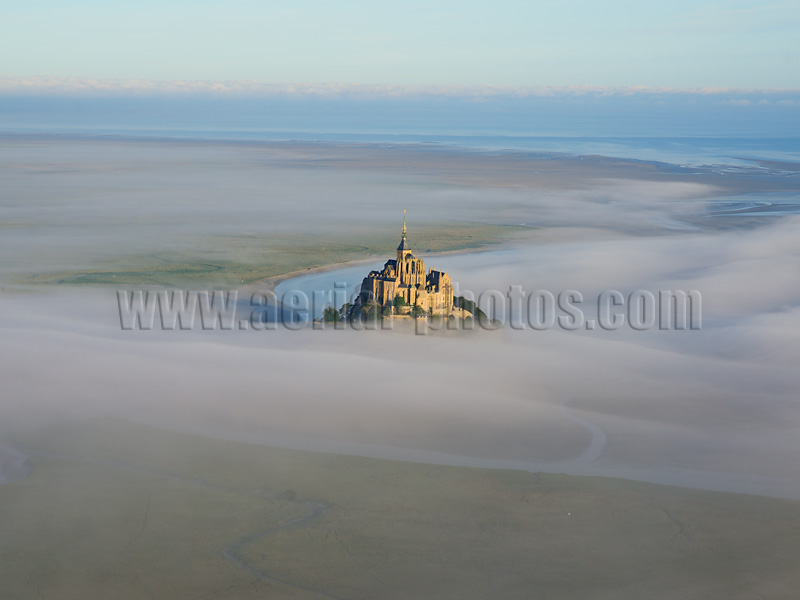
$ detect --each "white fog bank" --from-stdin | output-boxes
[2,216,799,499]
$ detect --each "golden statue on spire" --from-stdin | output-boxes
[402,209,407,237]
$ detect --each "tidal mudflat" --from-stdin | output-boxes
[3,419,800,600]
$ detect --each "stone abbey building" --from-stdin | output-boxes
[359,213,454,316]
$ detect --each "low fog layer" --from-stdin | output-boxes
[2,223,800,498]
[2,138,799,499]
[1,135,784,284]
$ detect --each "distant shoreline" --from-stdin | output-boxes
[3,129,796,172]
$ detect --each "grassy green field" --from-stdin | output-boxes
[22,223,534,289]
[2,419,800,599]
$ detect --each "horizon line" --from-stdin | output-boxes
[2,77,800,99]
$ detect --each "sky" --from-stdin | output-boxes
[1,1,799,137]
[1,0,799,89]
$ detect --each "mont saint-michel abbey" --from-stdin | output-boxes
[360,214,454,316]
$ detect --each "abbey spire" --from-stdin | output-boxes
[397,209,412,261]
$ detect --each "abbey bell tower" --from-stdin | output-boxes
[397,209,413,262]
